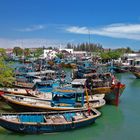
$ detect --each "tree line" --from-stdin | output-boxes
[66,42,103,52]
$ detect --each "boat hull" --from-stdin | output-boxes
[113,67,129,73]
[0,117,96,134]
[91,84,125,105]
[0,109,100,134]
[2,95,85,112]
[104,84,125,105]
[132,72,140,79]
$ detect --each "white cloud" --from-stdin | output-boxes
[66,23,140,40]
[16,25,46,32]
[0,38,68,48]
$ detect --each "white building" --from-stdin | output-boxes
[44,49,59,59]
[122,53,140,66]
[59,48,73,54]
[43,48,89,59]
[73,51,87,57]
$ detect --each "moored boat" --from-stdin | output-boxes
[104,83,125,105]
[71,78,125,106]
[130,66,140,78]
[0,91,105,112]
[0,88,29,95]
[13,81,35,89]
[112,66,129,73]
[0,108,101,134]
[28,89,105,103]
[131,71,140,78]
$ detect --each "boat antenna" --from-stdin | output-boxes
[88,29,90,45]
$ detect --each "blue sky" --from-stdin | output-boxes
[0,0,140,49]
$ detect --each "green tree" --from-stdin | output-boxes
[100,52,111,62]
[13,47,23,56]
[108,51,122,60]
[34,48,44,58]
[0,48,7,60]
[125,47,133,53]
[24,48,31,58]
[56,53,64,59]
[0,58,15,87]
[100,50,122,62]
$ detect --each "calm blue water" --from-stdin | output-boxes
[0,72,140,140]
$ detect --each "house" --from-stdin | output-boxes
[73,51,87,58]
[59,48,73,54]
[121,53,140,66]
[43,49,59,59]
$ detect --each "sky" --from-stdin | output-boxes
[0,0,140,50]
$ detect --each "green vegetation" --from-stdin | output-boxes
[24,48,31,58]
[13,47,23,56]
[100,50,123,62]
[56,53,64,59]
[34,48,44,58]
[0,58,15,87]
[99,47,134,62]
[0,48,7,60]
[66,42,103,52]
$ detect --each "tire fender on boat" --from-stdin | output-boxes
[19,123,25,131]
[36,122,41,132]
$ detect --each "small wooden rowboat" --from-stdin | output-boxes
[0,108,101,134]
[1,94,105,112]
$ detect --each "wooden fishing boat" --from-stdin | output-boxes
[27,90,53,100]
[28,89,105,103]
[130,66,140,78]
[0,88,29,95]
[104,83,125,105]
[53,88,105,103]
[0,108,101,134]
[71,78,125,106]
[112,66,129,73]
[0,91,105,112]
[13,81,35,89]
[131,71,140,78]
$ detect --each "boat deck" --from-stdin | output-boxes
[1,111,95,125]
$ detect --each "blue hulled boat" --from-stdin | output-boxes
[0,108,101,134]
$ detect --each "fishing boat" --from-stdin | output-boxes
[0,88,29,95]
[52,88,105,104]
[112,66,129,73]
[28,89,105,103]
[0,89,105,112]
[131,71,140,78]
[0,108,101,134]
[130,66,140,78]
[36,79,60,88]
[71,78,125,106]
[13,81,35,89]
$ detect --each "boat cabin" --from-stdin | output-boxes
[71,79,86,88]
[51,88,85,107]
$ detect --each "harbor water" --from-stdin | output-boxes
[0,72,140,140]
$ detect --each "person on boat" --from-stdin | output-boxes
[111,75,116,85]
